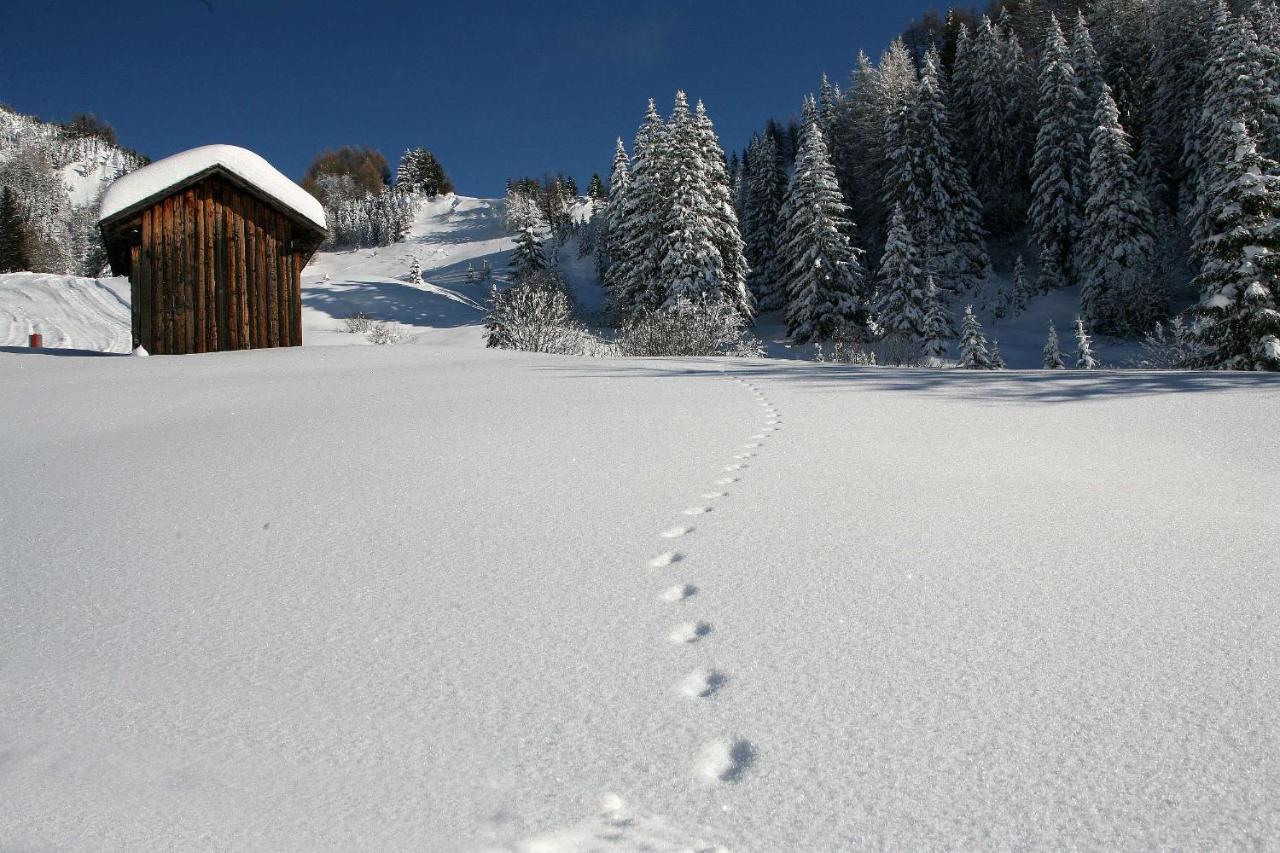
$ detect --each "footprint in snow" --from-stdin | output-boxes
[669,622,712,643]
[701,491,727,499]
[743,442,761,448]
[695,738,756,783]
[660,583,697,602]
[733,453,753,460]
[714,477,738,485]
[680,668,727,698]
[683,506,712,515]
[724,464,745,472]
[648,551,682,568]
[661,526,693,539]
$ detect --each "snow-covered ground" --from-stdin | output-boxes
[2,341,1278,850]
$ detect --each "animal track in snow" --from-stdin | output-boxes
[680,668,727,698]
[724,463,746,471]
[669,622,712,643]
[714,477,738,485]
[683,506,712,516]
[648,551,682,568]
[732,453,754,460]
[661,526,693,539]
[660,583,697,602]
[743,442,761,448]
[695,738,756,783]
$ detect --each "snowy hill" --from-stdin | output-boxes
[3,344,1278,850]
[0,193,605,353]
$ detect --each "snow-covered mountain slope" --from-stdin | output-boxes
[0,273,131,352]
[2,345,1277,850]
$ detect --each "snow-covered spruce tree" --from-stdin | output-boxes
[959,15,1033,229]
[1000,253,1033,319]
[656,92,727,310]
[598,138,631,302]
[408,257,423,285]
[1071,12,1105,119]
[1185,120,1280,370]
[744,133,787,311]
[1029,15,1089,292]
[1082,85,1160,335]
[1184,4,1277,244]
[1044,320,1067,368]
[779,97,868,343]
[506,217,547,280]
[883,51,990,297]
[0,186,30,273]
[957,305,994,368]
[875,204,927,343]
[1074,316,1100,368]
[693,99,751,318]
[989,338,1006,369]
[1148,0,1213,205]
[923,275,954,364]
[611,100,669,319]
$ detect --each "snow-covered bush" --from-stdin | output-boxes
[342,312,376,334]
[485,272,599,355]
[616,296,763,358]
[814,321,877,364]
[1131,318,1203,369]
[366,321,403,345]
[876,333,927,367]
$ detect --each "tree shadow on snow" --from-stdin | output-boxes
[302,279,484,329]
[539,359,1278,403]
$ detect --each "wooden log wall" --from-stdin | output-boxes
[129,175,310,354]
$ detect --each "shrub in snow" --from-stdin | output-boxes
[366,321,403,345]
[989,339,1006,369]
[616,296,763,358]
[485,272,599,356]
[1043,320,1066,369]
[877,333,927,367]
[814,322,878,365]
[342,312,377,334]
[1131,318,1202,368]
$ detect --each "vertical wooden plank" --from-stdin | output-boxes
[167,195,178,355]
[265,209,280,348]
[180,189,193,353]
[255,204,269,348]
[156,197,169,355]
[293,244,304,345]
[244,198,258,348]
[129,244,141,349]
[277,217,291,348]
[235,192,250,349]
[139,209,153,352]
[204,186,217,351]
[190,187,204,353]
[213,181,229,350]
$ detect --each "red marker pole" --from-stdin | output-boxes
[29,332,42,349]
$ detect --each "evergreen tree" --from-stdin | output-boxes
[601,138,632,306]
[744,133,787,311]
[883,52,990,296]
[922,275,954,363]
[875,204,927,340]
[657,92,727,309]
[395,147,453,195]
[1074,316,1100,367]
[612,100,669,317]
[693,99,752,317]
[1006,253,1033,317]
[586,173,606,203]
[1071,12,1105,117]
[1186,120,1280,369]
[1043,320,1067,368]
[510,200,548,283]
[1029,15,1089,292]
[1082,85,1160,335]
[408,256,423,285]
[989,338,1006,369]
[0,186,30,273]
[1148,0,1213,207]
[957,305,993,368]
[779,97,868,343]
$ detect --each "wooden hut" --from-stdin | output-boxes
[99,145,327,354]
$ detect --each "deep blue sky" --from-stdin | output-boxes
[2,0,938,196]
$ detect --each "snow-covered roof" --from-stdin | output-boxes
[99,144,326,232]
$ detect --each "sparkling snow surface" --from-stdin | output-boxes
[2,344,1279,850]
[98,144,326,231]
